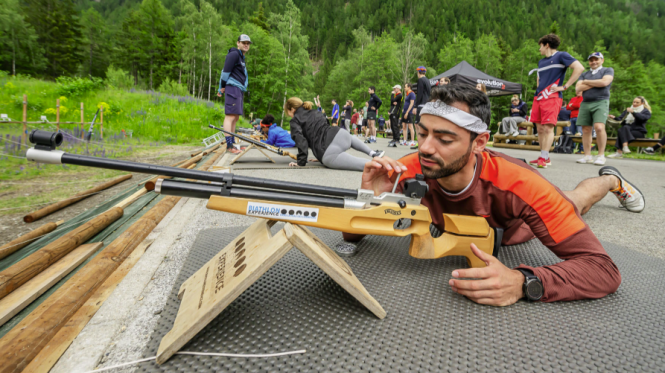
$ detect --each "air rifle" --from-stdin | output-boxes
[210,124,296,160]
[26,130,499,268]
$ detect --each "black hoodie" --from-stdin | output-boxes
[290,107,341,166]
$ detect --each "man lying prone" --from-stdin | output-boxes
[346,84,645,306]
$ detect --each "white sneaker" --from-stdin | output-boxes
[607,152,623,159]
[622,147,631,154]
[511,130,520,137]
[599,166,645,213]
[577,156,593,164]
[409,141,416,146]
[593,156,606,166]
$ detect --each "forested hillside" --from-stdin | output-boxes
[1,0,664,132]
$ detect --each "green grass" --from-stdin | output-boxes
[0,74,251,144]
[0,73,252,181]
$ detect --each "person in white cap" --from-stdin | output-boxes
[575,52,614,165]
[217,34,252,154]
[346,84,644,307]
[388,85,403,147]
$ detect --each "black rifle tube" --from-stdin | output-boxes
[59,153,357,198]
[157,179,345,208]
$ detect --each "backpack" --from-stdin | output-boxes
[553,133,574,154]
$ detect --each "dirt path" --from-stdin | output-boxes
[0,145,201,245]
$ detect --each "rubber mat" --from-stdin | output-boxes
[141,225,665,372]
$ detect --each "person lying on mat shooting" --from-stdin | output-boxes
[346,84,645,306]
[259,114,296,148]
[283,97,385,171]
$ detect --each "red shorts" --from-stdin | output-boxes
[530,97,562,125]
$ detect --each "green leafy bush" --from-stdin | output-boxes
[157,77,189,96]
[56,76,104,96]
[105,65,134,89]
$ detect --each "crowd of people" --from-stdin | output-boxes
[211,31,650,308]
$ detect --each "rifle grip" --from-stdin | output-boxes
[288,153,297,160]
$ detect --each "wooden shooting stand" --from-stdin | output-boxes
[229,144,276,165]
[156,219,385,364]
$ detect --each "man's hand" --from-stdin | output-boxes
[608,114,616,119]
[412,108,417,115]
[308,158,318,162]
[288,162,300,167]
[218,88,225,96]
[448,243,525,306]
[550,85,565,93]
[371,106,376,110]
[361,156,407,195]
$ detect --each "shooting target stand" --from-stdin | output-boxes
[229,144,276,165]
[155,219,385,364]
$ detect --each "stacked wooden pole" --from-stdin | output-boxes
[23,174,132,223]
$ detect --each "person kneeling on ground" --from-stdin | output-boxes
[607,96,652,159]
[497,94,528,139]
[259,114,295,148]
[284,97,384,171]
[346,84,645,306]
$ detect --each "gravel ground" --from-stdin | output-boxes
[56,137,665,372]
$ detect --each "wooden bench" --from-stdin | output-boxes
[493,121,570,151]
[569,136,661,152]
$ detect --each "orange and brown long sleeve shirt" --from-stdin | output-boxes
[350,150,621,302]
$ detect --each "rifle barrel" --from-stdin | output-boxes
[27,147,358,198]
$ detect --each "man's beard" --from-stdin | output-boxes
[418,144,473,179]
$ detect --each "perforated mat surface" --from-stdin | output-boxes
[141,225,665,372]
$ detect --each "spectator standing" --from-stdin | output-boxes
[365,86,382,143]
[575,52,614,165]
[413,66,431,148]
[528,33,584,169]
[314,95,322,112]
[351,109,360,136]
[607,97,652,158]
[342,100,353,131]
[362,102,369,137]
[566,91,583,135]
[437,76,451,86]
[388,84,403,147]
[331,99,340,127]
[497,94,528,138]
[402,83,416,145]
[218,34,252,154]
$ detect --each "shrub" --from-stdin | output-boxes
[157,77,190,96]
[56,76,104,96]
[105,65,133,89]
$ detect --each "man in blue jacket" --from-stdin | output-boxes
[217,34,251,154]
[260,114,296,148]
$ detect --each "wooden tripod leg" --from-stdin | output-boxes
[229,144,254,165]
[256,147,276,163]
[156,219,293,364]
[284,224,386,319]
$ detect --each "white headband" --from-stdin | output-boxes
[419,100,489,134]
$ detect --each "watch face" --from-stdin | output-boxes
[526,280,543,301]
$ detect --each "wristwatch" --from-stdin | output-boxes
[517,268,543,301]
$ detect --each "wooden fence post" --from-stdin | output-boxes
[80,102,84,139]
[22,95,27,146]
[56,99,60,133]
[100,107,104,140]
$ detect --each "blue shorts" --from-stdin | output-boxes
[224,86,244,115]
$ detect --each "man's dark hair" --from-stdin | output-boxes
[538,34,561,49]
[261,114,275,125]
[332,99,336,103]
[405,83,412,89]
[369,86,376,92]
[430,85,490,141]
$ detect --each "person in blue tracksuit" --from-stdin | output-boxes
[217,34,251,154]
[260,114,296,148]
